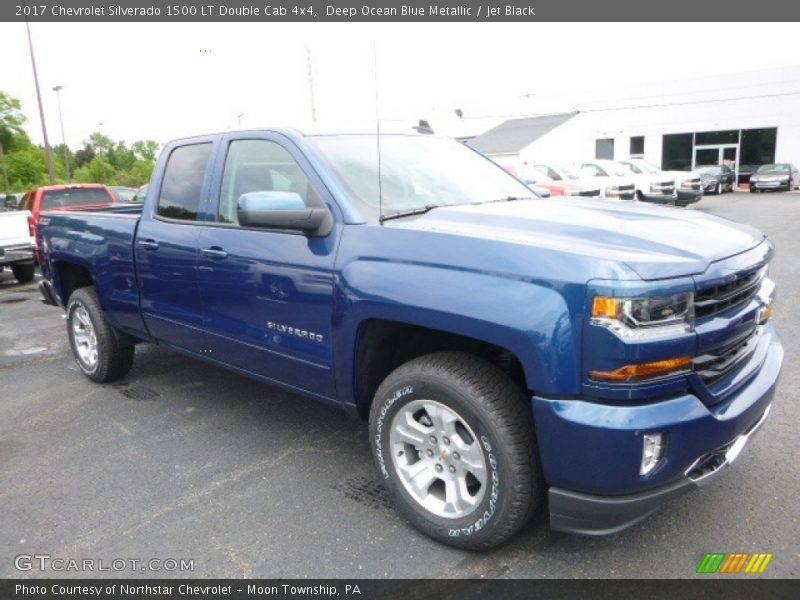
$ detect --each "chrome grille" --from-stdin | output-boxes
[680,178,702,191]
[608,184,635,200]
[693,326,760,384]
[650,182,676,195]
[695,266,766,319]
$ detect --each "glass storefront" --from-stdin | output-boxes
[661,128,777,182]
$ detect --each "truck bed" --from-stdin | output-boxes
[39,207,146,338]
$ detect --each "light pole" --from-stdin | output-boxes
[24,20,56,184]
[306,48,317,123]
[52,85,70,180]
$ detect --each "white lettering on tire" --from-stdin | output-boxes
[374,386,414,479]
[448,435,499,537]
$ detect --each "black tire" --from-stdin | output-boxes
[715,183,722,195]
[11,263,35,283]
[66,286,135,383]
[369,351,542,550]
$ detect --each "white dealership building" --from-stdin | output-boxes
[465,65,800,183]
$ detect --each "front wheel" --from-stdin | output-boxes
[369,352,542,550]
[67,286,135,382]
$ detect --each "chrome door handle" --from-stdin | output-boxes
[200,247,228,260]
[137,239,159,251]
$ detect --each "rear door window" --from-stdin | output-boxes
[157,143,213,221]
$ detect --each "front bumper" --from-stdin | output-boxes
[639,192,679,205]
[750,180,789,191]
[677,189,703,205]
[0,243,35,266]
[534,325,782,535]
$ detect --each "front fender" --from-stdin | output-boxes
[333,257,582,405]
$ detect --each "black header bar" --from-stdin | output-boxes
[4,0,800,22]
[2,579,799,600]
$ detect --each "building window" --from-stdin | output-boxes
[740,128,777,173]
[694,130,739,146]
[662,133,693,171]
[595,138,614,160]
[630,136,644,156]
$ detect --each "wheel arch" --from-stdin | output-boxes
[348,318,536,419]
[53,260,94,305]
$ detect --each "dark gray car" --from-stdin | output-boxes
[695,165,735,194]
[749,163,800,192]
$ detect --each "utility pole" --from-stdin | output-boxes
[306,48,317,123]
[53,85,70,181]
[25,20,56,184]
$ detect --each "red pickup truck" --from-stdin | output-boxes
[20,184,116,230]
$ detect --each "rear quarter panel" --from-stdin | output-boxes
[39,210,147,337]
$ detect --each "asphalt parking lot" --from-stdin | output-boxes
[1,191,798,579]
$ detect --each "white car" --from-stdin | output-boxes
[0,209,36,283]
[582,159,677,205]
[619,158,703,206]
[534,162,635,200]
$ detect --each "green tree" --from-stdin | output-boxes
[0,91,28,152]
[6,145,48,189]
[109,141,136,172]
[116,160,153,187]
[132,140,160,162]
[74,144,95,168]
[73,155,116,185]
[85,131,114,155]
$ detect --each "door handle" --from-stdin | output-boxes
[137,239,159,251]
[200,247,228,260]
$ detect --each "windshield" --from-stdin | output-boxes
[585,163,630,177]
[554,165,581,180]
[696,166,722,175]
[619,161,643,174]
[756,164,789,174]
[309,135,533,217]
[41,188,114,210]
[632,159,660,174]
[113,187,137,202]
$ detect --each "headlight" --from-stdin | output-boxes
[591,292,694,339]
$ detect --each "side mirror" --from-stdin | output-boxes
[237,191,331,234]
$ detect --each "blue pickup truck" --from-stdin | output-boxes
[37,129,783,549]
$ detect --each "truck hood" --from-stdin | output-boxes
[389,198,765,280]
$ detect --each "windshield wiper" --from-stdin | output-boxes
[474,195,534,205]
[380,204,440,223]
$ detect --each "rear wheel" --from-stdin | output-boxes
[369,352,542,549]
[67,287,135,382]
[11,263,35,283]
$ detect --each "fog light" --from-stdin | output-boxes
[641,433,665,476]
[759,300,774,324]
